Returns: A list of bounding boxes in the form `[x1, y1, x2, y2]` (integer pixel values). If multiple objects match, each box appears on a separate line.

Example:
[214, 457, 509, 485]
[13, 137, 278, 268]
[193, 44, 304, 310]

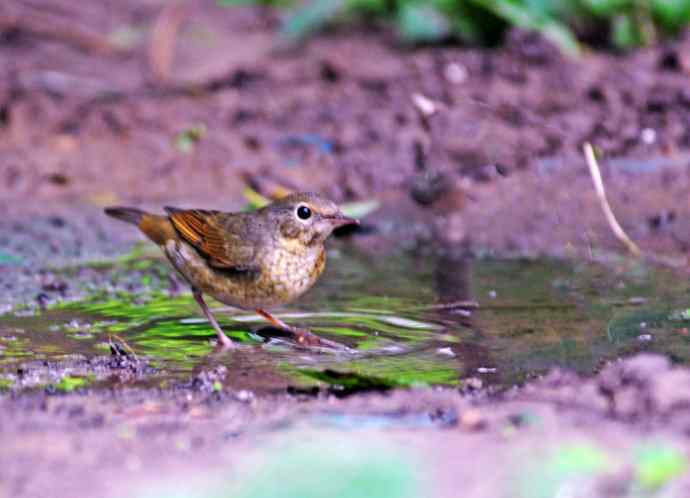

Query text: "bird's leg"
[255, 308, 294, 331]
[255, 308, 344, 349]
[193, 289, 235, 348]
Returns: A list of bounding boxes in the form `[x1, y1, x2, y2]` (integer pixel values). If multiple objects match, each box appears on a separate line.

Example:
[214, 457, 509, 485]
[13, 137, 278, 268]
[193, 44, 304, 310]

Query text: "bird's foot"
[254, 308, 351, 352]
[214, 333, 236, 349]
[288, 326, 352, 352]
[290, 327, 326, 347]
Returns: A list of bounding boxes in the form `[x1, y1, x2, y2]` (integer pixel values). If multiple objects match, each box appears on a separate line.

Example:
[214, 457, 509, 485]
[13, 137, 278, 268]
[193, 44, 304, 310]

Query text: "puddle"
[2, 250, 690, 393]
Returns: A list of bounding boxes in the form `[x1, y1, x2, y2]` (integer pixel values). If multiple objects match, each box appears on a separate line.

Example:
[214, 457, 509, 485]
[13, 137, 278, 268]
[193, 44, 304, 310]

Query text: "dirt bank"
[2, 353, 690, 498]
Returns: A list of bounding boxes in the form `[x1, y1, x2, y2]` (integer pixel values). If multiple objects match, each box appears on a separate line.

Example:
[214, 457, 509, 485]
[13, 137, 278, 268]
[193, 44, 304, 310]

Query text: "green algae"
[634, 443, 689, 490]
[51, 375, 93, 393]
[3, 250, 690, 393]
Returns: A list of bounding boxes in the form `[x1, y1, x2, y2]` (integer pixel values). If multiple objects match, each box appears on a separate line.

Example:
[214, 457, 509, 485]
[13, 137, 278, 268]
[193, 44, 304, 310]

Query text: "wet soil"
[4, 1, 690, 497]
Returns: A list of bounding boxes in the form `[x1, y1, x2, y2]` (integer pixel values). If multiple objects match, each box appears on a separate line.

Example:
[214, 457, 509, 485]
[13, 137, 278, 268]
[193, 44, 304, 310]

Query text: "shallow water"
[2, 250, 690, 393]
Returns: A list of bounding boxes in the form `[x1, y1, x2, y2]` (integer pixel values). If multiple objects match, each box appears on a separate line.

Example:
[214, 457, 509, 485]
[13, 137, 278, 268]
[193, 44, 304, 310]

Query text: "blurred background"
[2, 0, 690, 257]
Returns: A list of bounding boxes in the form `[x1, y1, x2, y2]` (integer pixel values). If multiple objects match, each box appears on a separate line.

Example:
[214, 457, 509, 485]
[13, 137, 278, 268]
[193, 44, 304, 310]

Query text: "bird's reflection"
[432, 252, 498, 384]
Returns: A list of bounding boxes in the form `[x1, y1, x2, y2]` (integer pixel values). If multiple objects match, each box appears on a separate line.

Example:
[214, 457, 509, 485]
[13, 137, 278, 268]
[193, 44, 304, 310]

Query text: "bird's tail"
[104, 206, 146, 225]
[104, 206, 175, 245]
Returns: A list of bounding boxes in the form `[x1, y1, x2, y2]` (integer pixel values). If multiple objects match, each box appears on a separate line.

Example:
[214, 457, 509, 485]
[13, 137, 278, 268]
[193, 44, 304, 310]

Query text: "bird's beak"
[325, 213, 360, 228]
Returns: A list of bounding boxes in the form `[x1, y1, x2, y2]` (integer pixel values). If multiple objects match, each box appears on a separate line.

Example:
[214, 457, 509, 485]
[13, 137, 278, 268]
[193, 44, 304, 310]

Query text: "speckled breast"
[247, 245, 326, 308]
[164, 239, 326, 310]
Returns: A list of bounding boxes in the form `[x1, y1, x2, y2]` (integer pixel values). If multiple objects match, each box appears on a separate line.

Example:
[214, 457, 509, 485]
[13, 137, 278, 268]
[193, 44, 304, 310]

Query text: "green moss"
[221, 0, 690, 51]
[520, 443, 611, 498]
[635, 444, 688, 489]
[51, 375, 93, 393]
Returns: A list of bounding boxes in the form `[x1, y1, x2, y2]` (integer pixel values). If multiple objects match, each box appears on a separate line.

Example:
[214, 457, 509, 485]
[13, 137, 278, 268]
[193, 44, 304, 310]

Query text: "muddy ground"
[3, 1, 690, 497]
[4, 355, 690, 497]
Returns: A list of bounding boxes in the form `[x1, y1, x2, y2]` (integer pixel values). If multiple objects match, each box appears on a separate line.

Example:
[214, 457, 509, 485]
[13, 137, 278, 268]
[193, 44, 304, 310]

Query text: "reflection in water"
[432, 253, 496, 383]
[2, 251, 690, 392]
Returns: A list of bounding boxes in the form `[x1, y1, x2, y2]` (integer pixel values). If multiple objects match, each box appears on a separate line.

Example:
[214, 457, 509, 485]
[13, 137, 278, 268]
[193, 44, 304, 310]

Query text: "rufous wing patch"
[166, 208, 243, 270]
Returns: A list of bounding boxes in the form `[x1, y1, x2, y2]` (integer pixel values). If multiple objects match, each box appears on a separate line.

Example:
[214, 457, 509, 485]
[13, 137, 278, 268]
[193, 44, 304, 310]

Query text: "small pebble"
[236, 390, 254, 402]
[477, 367, 497, 374]
[411, 93, 436, 117]
[459, 409, 486, 431]
[638, 334, 652, 342]
[436, 347, 455, 357]
[444, 62, 468, 84]
[640, 128, 656, 145]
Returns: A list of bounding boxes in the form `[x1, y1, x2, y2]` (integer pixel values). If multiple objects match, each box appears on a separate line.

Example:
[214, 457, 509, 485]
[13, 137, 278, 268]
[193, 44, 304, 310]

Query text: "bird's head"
[262, 192, 358, 249]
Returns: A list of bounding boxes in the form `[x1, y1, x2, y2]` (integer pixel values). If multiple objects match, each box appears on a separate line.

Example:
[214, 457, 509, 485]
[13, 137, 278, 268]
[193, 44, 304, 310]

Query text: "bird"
[104, 192, 358, 348]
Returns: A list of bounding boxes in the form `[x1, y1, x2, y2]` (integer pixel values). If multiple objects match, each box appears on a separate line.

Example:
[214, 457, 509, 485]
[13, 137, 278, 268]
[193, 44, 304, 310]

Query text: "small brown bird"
[105, 193, 358, 348]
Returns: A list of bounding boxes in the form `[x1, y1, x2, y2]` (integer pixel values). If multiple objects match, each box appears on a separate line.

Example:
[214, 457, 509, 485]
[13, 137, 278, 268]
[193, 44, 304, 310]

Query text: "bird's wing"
[165, 207, 258, 271]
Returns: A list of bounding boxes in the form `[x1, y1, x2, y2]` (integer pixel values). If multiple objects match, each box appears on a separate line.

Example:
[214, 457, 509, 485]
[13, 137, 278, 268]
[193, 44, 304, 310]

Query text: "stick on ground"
[583, 142, 641, 257]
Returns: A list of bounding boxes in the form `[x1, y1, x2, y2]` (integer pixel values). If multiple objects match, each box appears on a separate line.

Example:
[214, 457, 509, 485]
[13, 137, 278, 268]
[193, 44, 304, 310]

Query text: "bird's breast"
[255, 245, 326, 304]
[164, 239, 325, 309]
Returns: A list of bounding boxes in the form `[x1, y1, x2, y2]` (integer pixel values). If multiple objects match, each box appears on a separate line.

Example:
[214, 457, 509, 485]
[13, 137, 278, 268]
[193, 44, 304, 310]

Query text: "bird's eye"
[296, 205, 312, 220]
